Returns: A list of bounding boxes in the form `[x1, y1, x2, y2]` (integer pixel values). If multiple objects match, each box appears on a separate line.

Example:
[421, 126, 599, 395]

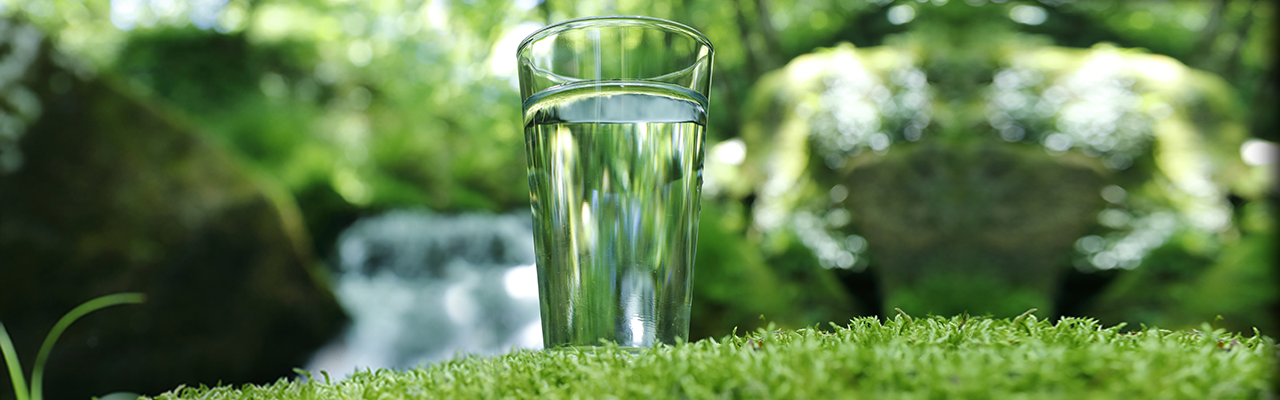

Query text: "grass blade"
[30, 293, 146, 400]
[0, 322, 31, 400]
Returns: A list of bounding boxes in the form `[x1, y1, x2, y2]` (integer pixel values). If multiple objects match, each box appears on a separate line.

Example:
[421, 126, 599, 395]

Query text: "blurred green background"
[0, 0, 1275, 398]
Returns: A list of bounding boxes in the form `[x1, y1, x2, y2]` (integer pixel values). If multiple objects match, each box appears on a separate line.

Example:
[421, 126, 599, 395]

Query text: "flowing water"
[306, 211, 542, 376]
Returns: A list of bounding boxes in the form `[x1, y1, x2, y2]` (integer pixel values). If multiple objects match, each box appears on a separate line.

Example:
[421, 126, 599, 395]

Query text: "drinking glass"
[517, 16, 713, 349]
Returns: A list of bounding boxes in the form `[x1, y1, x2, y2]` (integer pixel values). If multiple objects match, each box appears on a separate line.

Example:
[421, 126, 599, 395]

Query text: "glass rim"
[517, 15, 714, 56]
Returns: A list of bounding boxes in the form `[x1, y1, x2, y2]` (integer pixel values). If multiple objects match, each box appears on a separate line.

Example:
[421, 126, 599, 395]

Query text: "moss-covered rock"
[727, 9, 1257, 320]
[840, 144, 1106, 316]
[0, 19, 344, 399]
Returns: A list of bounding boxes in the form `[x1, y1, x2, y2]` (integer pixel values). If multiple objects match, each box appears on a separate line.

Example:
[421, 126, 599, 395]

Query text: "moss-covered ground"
[151, 313, 1276, 399]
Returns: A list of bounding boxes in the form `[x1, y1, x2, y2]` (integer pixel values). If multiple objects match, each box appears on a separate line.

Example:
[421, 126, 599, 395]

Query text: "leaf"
[30, 293, 146, 400]
[1, 322, 31, 400]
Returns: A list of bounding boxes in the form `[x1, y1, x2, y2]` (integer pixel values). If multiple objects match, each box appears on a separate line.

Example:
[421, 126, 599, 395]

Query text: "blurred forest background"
[0, 0, 1275, 398]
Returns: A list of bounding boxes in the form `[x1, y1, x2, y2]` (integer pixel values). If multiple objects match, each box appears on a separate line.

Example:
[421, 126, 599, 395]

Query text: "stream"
[305, 210, 543, 376]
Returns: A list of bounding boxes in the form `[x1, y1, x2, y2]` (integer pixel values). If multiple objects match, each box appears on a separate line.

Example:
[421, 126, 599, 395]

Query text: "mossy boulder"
[840, 144, 1106, 316]
[728, 28, 1253, 319]
[0, 19, 345, 399]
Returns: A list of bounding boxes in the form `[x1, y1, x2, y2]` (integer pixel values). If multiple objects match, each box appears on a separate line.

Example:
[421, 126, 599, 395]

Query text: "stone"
[839, 144, 1105, 316]
[729, 38, 1250, 318]
[0, 19, 344, 399]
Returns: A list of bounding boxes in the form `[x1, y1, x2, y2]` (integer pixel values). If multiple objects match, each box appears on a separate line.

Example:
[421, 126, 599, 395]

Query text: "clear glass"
[517, 16, 713, 349]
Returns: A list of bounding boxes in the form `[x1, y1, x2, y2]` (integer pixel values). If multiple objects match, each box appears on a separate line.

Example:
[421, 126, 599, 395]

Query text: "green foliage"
[691, 202, 863, 339]
[1094, 229, 1278, 335]
[1185, 231, 1278, 331]
[149, 314, 1275, 399]
[690, 203, 789, 338]
[0, 293, 145, 400]
[2, 0, 1274, 339]
[884, 273, 1051, 318]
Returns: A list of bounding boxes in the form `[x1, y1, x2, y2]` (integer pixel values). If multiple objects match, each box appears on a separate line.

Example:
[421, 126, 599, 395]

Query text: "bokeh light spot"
[1100, 185, 1126, 204]
[887, 5, 915, 25]
[348, 40, 374, 66]
[1009, 5, 1047, 26]
[490, 22, 544, 81]
[710, 139, 747, 166]
[1241, 139, 1277, 166]
[504, 264, 539, 300]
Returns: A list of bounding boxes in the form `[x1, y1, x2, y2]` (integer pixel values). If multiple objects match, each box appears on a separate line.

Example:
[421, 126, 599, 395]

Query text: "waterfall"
[306, 210, 542, 376]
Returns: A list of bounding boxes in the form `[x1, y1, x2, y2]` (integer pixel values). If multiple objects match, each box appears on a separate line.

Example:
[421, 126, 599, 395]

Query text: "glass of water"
[517, 16, 713, 349]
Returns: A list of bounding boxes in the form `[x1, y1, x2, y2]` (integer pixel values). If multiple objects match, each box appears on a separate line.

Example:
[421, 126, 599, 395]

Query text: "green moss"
[151, 314, 1275, 399]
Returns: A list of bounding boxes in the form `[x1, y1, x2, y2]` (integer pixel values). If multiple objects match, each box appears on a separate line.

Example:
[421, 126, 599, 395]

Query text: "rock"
[840, 144, 1105, 316]
[730, 38, 1250, 318]
[0, 19, 344, 399]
